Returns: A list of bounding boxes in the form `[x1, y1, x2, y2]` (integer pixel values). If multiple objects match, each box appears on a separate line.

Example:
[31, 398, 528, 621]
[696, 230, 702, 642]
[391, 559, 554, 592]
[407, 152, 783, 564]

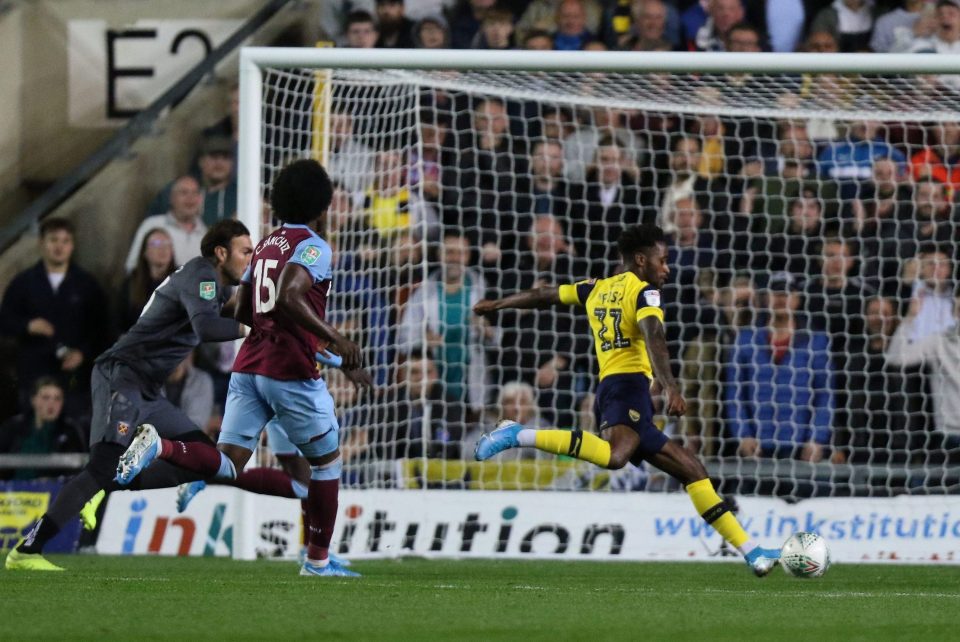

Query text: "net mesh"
[257, 65, 960, 498]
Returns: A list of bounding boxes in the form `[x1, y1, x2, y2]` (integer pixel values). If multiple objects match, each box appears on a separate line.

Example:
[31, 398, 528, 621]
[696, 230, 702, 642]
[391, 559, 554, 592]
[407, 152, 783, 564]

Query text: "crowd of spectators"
[318, 0, 960, 58]
[3, 0, 960, 495]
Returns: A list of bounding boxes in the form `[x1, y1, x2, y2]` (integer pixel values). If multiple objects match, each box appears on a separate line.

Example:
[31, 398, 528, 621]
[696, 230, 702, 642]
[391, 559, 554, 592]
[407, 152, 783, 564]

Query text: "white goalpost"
[231, 48, 960, 563]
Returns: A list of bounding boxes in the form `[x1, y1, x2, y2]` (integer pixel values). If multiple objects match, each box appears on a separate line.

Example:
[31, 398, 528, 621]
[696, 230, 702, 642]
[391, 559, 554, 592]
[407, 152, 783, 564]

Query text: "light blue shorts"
[264, 419, 300, 456]
[218, 372, 339, 459]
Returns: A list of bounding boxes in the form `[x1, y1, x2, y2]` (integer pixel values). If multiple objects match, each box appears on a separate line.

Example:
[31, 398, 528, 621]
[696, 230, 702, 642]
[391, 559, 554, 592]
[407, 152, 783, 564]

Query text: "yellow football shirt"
[558, 271, 664, 380]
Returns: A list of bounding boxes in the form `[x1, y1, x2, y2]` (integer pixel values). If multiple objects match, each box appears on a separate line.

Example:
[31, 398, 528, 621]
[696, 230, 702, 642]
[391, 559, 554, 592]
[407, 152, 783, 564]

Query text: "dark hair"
[129, 227, 177, 312]
[727, 21, 762, 40]
[270, 159, 334, 224]
[201, 219, 250, 259]
[39, 217, 75, 239]
[596, 133, 620, 149]
[346, 9, 377, 29]
[671, 133, 700, 152]
[31, 376, 63, 398]
[617, 224, 666, 260]
[523, 29, 553, 46]
[918, 241, 951, 258]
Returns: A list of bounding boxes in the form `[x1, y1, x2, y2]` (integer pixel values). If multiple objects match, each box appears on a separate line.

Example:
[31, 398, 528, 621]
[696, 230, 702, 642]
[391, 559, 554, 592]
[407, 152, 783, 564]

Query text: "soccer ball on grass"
[780, 532, 830, 578]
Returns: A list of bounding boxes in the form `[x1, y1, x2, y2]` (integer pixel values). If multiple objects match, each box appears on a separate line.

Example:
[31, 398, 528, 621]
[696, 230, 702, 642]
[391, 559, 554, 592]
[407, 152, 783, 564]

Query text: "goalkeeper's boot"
[80, 489, 106, 531]
[115, 424, 160, 486]
[5, 541, 65, 572]
[176, 480, 207, 513]
[475, 420, 524, 461]
[744, 546, 781, 577]
[300, 560, 361, 578]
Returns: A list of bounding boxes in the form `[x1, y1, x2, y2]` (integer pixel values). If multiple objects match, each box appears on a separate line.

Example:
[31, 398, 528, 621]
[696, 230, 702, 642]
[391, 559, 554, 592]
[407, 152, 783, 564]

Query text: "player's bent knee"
[217, 443, 252, 476]
[310, 455, 342, 481]
[607, 451, 630, 470]
[86, 442, 127, 486]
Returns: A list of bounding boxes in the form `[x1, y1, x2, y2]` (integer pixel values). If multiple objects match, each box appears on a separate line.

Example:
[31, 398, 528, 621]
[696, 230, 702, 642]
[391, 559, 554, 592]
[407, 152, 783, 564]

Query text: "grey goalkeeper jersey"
[98, 256, 241, 385]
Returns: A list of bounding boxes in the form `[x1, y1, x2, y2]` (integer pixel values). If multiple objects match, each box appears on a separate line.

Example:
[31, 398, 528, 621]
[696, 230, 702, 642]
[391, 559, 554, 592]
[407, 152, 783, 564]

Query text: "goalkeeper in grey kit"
[6, 220, 252, 571]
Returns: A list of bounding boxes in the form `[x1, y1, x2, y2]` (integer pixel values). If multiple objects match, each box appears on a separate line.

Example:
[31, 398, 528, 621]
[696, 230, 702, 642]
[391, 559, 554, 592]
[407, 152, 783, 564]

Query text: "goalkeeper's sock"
[527, 429, 612, 468]
[686, 478, 752, 553]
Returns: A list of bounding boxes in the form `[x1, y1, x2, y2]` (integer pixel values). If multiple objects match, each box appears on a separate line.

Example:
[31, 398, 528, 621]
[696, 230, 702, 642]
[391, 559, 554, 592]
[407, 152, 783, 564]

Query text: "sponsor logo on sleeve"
[300, 246, 321, 265]
[643, 290, 661, 308]
[199, 281, 217, 301]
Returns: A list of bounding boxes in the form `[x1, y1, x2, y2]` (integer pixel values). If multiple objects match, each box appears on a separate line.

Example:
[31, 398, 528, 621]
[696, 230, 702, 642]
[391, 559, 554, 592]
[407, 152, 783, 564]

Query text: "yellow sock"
[686, 478, 750, 549]
[533, 429, 611, 468]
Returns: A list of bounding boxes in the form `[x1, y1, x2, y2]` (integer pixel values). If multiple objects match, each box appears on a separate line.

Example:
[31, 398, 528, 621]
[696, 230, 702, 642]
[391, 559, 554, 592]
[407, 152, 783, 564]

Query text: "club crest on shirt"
[117, 421, 130, 436]
[300, 246, 321, 265]
[629, 409, 641, 422]
[199, 281, 217, 300]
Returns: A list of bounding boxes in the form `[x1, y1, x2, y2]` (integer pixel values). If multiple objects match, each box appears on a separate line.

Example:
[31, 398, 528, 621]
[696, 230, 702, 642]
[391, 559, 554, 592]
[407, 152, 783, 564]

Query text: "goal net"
[243, 50, 960, 502]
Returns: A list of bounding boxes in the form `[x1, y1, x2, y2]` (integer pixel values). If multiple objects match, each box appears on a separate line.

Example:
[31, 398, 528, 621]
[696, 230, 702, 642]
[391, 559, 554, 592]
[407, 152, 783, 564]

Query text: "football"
[780, 532, 831, 578]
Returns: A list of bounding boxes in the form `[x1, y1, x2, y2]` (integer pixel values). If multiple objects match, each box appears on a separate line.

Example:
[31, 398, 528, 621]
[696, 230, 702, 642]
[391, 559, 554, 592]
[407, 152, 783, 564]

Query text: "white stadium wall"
[99, 489, 960, 564]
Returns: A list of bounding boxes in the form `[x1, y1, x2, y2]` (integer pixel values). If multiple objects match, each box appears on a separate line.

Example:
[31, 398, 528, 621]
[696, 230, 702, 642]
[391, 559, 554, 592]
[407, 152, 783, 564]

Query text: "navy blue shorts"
[593, 373, 668, 460]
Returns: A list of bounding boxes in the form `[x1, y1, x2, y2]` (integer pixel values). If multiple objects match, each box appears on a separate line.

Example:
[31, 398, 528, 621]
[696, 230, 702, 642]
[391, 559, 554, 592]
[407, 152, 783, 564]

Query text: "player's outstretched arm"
[275, 263, 363, 370]
[473, 286, 562, 316]
[639, 316, 686, 417]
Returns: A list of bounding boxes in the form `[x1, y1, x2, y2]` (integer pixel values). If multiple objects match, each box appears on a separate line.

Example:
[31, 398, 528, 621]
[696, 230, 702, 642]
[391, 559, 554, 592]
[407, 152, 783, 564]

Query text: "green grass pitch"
[1, 555, 955, 641]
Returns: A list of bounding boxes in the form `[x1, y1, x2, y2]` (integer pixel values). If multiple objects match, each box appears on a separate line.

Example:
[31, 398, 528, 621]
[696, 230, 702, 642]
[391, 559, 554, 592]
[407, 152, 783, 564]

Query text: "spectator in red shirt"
[910, 122, 960, 189]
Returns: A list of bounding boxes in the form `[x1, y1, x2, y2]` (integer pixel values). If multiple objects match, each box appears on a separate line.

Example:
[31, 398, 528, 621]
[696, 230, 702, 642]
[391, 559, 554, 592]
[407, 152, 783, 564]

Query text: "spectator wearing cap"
[375, 0, 416, 47]
[194, 84, 238, 177]
[343, 10, 380, 48]
[147, 137, 237, 226]
[810, 0, 878, 52]
[413, 13, 451, 47]
[725, 271, 834, 463]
